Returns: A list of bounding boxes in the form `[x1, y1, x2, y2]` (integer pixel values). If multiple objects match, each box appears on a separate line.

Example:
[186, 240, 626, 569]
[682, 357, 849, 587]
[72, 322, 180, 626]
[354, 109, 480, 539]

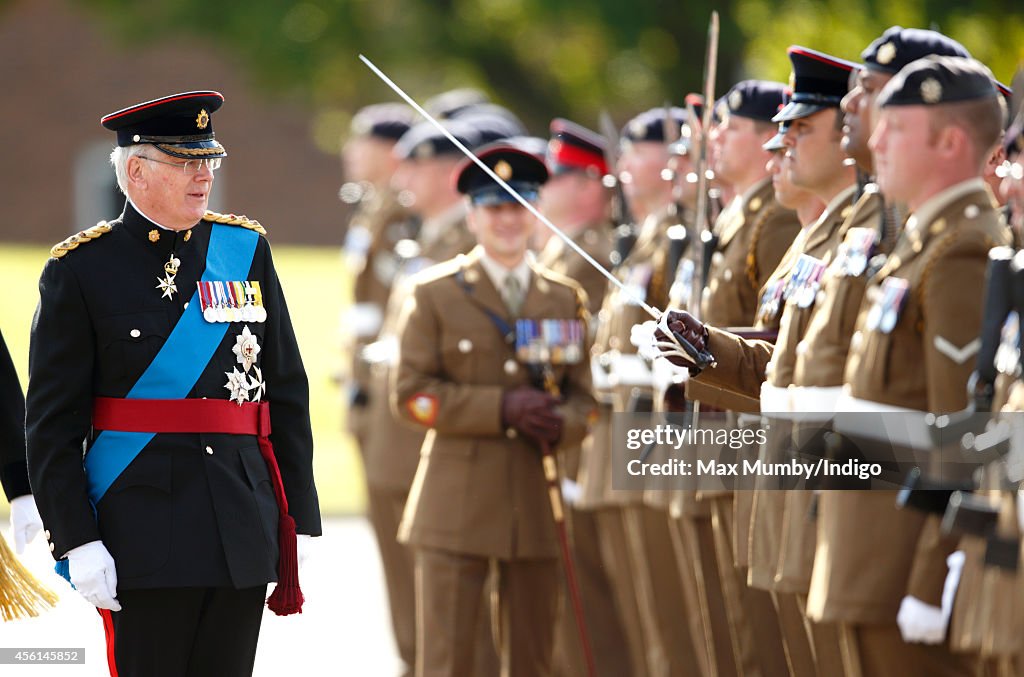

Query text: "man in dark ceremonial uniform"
[26, 91, 321, 676]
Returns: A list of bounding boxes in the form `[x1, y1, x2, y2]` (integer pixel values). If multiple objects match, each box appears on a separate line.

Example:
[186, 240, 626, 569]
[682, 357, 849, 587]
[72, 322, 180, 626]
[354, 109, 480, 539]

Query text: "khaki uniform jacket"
[807, 180, 1010, 625]
[344, 190, 415, 442]
[393, 247, 595, 559]
[362, 214, 476, 491]
[693, 186, 856, 403]
[536, 223, 615, 318]
[792, 186, 886, 391]
[576, 208, 674, 509]
[701, 177, 801, 327]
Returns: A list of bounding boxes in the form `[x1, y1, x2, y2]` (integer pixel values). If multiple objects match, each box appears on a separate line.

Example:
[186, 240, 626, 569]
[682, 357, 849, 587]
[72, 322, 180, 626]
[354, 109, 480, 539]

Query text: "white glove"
[560, 478, 583, 507]
[297, 534, 314, 571]
[896, 550, 964, 644]
[9, 495, 43, 554]
[66, 540, 121, 611]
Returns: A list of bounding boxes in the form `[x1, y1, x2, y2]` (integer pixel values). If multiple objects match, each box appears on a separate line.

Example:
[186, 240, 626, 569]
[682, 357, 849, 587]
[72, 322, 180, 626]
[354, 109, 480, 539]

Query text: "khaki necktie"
[502, 273, 523, 316]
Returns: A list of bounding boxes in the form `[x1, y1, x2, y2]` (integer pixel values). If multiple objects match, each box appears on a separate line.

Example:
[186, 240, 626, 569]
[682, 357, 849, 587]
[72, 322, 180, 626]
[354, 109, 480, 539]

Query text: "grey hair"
[109, 144, 148, 195]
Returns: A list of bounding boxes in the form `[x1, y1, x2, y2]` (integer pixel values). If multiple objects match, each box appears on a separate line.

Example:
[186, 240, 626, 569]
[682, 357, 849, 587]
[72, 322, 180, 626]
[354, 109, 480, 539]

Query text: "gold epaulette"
[204, 211, 267, 235]
[49, 221, 113, 259]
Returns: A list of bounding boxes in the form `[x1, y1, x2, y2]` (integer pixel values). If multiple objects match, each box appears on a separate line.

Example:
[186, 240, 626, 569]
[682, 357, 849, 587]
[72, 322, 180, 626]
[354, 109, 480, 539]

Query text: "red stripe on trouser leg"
[98, 608, 118, 677]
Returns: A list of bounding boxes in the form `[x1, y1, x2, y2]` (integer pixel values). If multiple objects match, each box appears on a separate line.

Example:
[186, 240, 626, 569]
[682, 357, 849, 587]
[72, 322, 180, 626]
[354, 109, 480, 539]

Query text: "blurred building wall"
[0, 0, 347, 246]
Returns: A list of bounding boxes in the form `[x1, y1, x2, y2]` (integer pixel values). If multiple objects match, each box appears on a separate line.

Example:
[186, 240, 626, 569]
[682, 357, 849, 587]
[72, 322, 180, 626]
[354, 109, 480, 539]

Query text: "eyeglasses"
[138, 155, 222, 175]
[996, 161, 1023, 181]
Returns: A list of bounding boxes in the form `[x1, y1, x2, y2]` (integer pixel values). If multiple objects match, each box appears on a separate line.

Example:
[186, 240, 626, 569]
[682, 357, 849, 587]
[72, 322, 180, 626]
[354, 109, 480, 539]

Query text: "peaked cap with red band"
[101, 90, 227, 159]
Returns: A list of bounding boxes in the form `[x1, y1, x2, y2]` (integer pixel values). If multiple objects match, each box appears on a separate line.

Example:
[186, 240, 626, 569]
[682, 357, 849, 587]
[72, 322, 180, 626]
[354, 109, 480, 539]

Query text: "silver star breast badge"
[224, 367, 251, 405]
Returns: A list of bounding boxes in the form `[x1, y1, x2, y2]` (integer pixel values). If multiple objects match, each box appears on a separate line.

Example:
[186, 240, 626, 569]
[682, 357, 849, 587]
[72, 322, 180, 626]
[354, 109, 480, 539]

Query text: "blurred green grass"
[0, 241, 364, 516]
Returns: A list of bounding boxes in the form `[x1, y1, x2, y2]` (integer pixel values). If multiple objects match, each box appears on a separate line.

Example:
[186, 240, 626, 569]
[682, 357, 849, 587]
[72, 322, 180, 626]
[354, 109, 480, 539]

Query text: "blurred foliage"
[67, 0, 1023, 153]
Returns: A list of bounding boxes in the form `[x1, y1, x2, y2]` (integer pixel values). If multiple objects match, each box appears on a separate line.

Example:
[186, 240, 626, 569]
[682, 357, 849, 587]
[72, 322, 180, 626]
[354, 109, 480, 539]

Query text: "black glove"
[501, 386, 563, 446]
[654, 310, 710, 371]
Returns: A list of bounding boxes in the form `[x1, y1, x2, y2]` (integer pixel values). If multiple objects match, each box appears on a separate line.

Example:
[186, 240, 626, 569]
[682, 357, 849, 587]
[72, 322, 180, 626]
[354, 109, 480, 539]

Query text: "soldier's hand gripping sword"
[359, 54, 715, 372]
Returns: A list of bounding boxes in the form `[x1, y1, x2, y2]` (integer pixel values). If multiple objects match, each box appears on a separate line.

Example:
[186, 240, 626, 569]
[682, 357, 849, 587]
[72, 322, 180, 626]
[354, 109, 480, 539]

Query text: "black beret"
[454, 140, 549, 206]
[101, 90, 226, 159]
[350, 103, 416, 141]
[621, 107, 688, 143]
[548, 118, 609, 176]
[724, 80, 788, 123]
[861, 26, 970, 75]
[423, 88, 490, 119]
[454, 107, 528, 146]
[773, 48, 858, 122]
[877, 55, 998, 108]
[394, 119, 480, 160]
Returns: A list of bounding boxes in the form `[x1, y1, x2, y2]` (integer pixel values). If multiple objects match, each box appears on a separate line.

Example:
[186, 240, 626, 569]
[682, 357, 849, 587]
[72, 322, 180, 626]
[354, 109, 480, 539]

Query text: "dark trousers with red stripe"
[100, 586, 266, 677]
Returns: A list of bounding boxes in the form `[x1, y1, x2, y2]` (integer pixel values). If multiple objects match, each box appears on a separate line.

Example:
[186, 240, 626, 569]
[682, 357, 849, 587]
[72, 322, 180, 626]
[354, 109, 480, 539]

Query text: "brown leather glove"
[501, 386, 563, 446]
[654, 310, 710, 372]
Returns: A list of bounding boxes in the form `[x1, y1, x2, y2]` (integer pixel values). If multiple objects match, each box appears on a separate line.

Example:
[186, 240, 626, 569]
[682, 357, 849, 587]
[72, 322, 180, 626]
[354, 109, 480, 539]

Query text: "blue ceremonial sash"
[56, 223, 257, 582]
[84, 224, 259, 504]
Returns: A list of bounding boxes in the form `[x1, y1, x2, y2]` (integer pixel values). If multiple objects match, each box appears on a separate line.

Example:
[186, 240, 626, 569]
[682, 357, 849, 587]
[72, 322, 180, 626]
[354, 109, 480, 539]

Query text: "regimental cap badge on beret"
[101, 90, 227, 160]
[723, 80, 788, 123]
[876, 42, 896, 65]
[728, 89, 743, 112]
[455, 140, 549, 206]
[877, 55, 997, 108]
[920, 78, 943, 104]
[413, 142, 434, 160]
[861, 26, 970, 74]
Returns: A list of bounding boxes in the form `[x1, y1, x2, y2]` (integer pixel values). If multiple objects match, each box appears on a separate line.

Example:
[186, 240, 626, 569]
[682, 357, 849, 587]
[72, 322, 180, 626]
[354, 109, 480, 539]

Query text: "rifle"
[688, 11, 720, 320]
[599, 110, 637, 268]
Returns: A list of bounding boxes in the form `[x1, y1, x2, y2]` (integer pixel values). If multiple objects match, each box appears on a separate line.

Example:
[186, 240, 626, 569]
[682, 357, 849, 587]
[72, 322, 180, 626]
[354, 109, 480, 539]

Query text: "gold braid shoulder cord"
[50, 222, 113, 259]
[50, 210, 266, 260]
[204, 211, 268, 235]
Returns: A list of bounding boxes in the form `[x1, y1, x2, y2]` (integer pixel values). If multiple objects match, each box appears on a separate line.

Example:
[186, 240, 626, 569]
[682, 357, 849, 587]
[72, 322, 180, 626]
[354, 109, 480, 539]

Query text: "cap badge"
[495, 160, 513, 180]
[414, 142, 434, 160]
[920, 78, 943, 104]
[728, 89, 743, 111]
[629, 119, 647, 139]
[876, 42, 896, 65]
[196, 109, 210, 130]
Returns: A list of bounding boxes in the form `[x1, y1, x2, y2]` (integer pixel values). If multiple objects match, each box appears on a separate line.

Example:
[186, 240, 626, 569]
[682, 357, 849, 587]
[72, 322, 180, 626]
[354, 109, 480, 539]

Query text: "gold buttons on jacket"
[504, 359, 518, 374]
[205, 446, 214, 455]
[505, 428, 518, 439]
[458, 339, 473, 353]
[130, 329, 141, 338]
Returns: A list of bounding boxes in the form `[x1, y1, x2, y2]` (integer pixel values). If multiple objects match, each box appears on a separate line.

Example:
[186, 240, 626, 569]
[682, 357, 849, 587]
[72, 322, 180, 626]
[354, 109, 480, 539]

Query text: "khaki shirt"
[393, 247, 595, 559]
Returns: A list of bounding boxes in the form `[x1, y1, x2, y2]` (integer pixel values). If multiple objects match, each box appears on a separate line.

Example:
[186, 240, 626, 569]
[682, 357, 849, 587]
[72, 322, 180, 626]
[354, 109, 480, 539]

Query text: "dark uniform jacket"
[0, 328, 29, 501]
[26, 202, 321, 591]
[392, 247, 595, 559]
